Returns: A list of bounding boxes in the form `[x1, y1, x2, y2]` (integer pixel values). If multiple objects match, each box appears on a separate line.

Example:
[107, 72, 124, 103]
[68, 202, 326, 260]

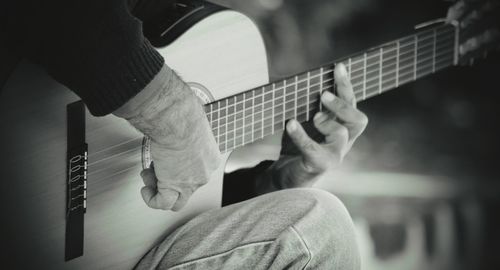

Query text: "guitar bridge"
[65, 100, 87, 261]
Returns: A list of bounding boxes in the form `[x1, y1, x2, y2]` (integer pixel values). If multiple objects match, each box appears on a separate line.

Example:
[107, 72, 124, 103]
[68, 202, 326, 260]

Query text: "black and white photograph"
[1, 0, 499, 269]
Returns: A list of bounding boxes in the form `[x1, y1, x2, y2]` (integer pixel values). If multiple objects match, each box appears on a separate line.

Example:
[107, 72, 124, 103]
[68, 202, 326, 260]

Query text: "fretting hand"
[256, 63, 368, 193]
[447, 0, 499, 63]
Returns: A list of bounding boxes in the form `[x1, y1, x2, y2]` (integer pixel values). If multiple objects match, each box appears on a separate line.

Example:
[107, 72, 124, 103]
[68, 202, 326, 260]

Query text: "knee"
[284, 188, 350, 217]
[275, 188, 355, 235]
[285, 188, 360, 269]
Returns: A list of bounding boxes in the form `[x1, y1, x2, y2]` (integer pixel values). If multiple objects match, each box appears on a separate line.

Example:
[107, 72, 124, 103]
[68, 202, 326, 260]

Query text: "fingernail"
[322, 91, 335, 102]
[335, 63, 347, 78]
[287, 120, 297, 132]
[314, 112, 328, 122]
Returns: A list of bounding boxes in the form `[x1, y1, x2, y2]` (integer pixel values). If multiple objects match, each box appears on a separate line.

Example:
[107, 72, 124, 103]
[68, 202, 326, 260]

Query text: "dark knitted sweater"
[3, 0, 173, 116]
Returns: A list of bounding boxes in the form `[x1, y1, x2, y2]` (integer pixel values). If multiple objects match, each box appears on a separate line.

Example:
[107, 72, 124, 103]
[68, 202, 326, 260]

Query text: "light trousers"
[135, 188, 360, 270]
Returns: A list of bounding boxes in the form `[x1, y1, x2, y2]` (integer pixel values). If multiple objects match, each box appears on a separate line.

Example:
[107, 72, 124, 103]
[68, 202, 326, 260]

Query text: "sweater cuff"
[78, 39, 164, 116]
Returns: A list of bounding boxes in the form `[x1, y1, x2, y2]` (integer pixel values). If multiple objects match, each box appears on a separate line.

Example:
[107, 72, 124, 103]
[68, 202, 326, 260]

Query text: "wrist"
[113, 64, 174, 119]
[114, 64, 204, 147]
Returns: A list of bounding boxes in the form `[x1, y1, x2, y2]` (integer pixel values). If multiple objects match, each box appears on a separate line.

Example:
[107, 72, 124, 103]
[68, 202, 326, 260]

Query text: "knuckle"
[301, 139, 317, 152]
[338, 100, 350, 111]
[334, 126, 349, 141]
[359, 112, 369, 126]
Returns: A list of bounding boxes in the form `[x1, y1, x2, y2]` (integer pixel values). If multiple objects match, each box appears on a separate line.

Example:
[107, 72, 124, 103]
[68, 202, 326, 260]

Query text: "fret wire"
[211, 26, 457, 150]
[251, 88, 255, 142]
[306, 73, 310, 120]
[432, 28, 437, 73]
[282, 80, 286, 130]
[213, 28, 456, 150]
[212, 77, 335, 138]
[242, 92, 246, 145]
[217, 98, 321, 145]
[355, 52, 451, 91]
[363, 52, 367, 100]
[207, 25, 455, 116]
[349, 45, 454, 88]
[210, 78, 334, 128]
[92, 26, 459, 160]
[205, 69, 333, 114]
[350, 37, 424, 74]
[260, 86, 264, 140]
[348, 30, 443, 74]
[319, 67, 324, 112]
[345, 24, 453, 74]
[308, 71, 314, 112]
[215, 87, 326, 139]
[294, 75, 298, 120]
[354, 50, 453, 91]
[396, 40, 400, 87]
[413, 35, 418, 80]
[348, 58, 352, 80]
[233, 96, 237, 149]
[217, 52, 455, 146]
[378, 47, 383, 94]
[271, 83, 275, 136]
[224, 98, 228, 152]
[223, 109, 308, 152]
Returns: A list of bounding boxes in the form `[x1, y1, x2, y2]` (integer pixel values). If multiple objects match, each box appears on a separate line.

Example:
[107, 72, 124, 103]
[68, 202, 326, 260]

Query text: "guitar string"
[204, 25, 455, 116]
[209, 45, 455, 133]
[213, 50, 455, 151]
[87, 25, 456, 168]
[347, 30, 454, 75]
[87, 48, 455, 168]
[205, 32, 455, 121]
[87, 45, 455, 168]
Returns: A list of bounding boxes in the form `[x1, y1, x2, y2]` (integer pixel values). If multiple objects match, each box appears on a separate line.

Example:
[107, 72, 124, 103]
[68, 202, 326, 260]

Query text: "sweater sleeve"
[5, 0, 164, 116]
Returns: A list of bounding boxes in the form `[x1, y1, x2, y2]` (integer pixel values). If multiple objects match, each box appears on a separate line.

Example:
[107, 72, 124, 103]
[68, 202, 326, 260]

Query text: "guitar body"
[0, 10, 268, 269]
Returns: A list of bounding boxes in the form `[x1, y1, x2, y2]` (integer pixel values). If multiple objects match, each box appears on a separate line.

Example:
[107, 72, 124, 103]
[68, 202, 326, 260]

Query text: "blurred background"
[212, 0, 500, 269]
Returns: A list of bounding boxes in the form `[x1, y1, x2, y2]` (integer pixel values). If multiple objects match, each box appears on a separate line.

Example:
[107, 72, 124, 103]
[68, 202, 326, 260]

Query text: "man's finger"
[287, 120, 330, 173]
[171, 190, 193, 211]
[313, 112, 349, 147]
[334, 63, 356, 107]
[140, 186, 178, 210]
[320, 92, 368, 140]
[140, 167, 157, 188]
[447, 0, 468, 23]
[286, 120, 322, 160]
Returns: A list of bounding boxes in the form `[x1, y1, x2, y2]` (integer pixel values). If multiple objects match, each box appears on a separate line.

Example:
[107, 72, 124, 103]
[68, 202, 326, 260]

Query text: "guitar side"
[0, 10, 268, 269]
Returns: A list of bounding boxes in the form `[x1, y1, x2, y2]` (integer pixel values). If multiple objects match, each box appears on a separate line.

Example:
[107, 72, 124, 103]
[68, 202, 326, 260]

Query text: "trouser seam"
[167, 240, 275, 269]
[291, 225, 313, 270]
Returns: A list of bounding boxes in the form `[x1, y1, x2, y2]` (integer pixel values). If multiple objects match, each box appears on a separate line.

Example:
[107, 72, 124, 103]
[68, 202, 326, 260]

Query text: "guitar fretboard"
[205, 24, 458, 153]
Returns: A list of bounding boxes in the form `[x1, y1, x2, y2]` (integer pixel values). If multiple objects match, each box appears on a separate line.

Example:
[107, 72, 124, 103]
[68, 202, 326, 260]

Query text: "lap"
[135, 188, 360, 270]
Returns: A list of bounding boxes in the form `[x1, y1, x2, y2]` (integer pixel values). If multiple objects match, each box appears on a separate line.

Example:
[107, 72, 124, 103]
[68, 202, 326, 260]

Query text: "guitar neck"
[205, 23, 459, 153]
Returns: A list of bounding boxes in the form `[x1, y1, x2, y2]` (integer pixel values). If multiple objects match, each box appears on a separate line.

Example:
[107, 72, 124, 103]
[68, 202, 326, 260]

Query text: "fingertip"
[140, 168, 157, 187]
[286, 119, 298, 133]
[140, 186, 155, 204]
[313, 112, 328, 124]
[321, 91, 335, 103]
[335, 63, 348, 79]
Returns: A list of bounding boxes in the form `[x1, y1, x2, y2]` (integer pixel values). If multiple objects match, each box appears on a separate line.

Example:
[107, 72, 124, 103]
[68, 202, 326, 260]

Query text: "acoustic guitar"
[0, 0, 497, 269]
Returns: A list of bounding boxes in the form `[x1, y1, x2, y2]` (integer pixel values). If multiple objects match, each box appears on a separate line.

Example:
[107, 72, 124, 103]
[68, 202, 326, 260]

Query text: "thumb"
[170, 189, 193, 211]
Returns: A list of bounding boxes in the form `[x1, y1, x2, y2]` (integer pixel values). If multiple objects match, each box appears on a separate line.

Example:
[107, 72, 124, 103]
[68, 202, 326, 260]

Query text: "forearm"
[114, 64, 207, 149]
